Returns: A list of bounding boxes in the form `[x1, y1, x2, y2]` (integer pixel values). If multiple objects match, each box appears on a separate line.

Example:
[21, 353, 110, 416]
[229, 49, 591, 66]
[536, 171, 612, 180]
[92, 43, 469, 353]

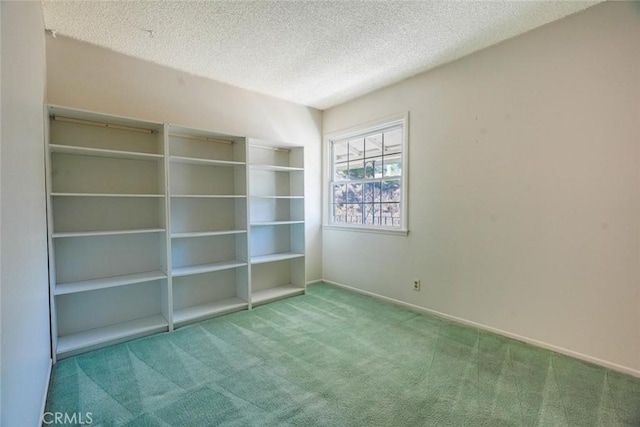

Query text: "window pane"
[332, 183, 346, 204]
[345, 203, 362, 224]
[380, 203, 401, 227]
[347, 182, 362, 203]
[365, 134, 383, 160]
[384, 128, 402, 155]
[333, 141, 349, 181]
[333, 203, 347, 224]
[364, 181, 381, 203]
[347, 159, 365, 180]
[382, 179, 401, 203]
[349, 138, 365, 161]
[383, 158, 402, 178]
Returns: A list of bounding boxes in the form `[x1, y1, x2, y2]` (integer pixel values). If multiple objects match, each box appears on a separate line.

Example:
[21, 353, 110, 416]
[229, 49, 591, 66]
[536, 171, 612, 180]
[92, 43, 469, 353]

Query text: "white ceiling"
[42, 1, 601, 110]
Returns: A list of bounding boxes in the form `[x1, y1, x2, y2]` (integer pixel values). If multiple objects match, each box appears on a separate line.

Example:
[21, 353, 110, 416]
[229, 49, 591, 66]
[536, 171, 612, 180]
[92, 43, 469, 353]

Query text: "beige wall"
[323, 2, 640, 374]
[46, 36, 323, 282]
[1, 2, 51, 424]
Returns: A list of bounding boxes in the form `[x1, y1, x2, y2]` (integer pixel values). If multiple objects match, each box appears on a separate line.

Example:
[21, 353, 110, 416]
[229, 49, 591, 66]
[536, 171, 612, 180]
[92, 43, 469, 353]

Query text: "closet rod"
[53, 116, 154, 134]
[168, 133, 234, 145]
[248, 143, 290, 152]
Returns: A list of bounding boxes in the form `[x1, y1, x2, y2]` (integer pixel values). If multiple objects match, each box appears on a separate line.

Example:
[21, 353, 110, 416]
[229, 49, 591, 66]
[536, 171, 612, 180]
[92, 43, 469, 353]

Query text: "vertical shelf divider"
[162, 123, 174, 331]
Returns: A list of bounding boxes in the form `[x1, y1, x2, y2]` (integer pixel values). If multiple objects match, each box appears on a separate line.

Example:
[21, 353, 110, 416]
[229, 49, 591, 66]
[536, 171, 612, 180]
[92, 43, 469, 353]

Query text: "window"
[326, 114, 408, 234]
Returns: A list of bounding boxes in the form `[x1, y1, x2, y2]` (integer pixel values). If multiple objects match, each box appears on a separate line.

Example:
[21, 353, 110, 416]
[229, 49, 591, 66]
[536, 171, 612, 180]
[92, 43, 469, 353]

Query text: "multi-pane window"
[328, 118, 406, 231]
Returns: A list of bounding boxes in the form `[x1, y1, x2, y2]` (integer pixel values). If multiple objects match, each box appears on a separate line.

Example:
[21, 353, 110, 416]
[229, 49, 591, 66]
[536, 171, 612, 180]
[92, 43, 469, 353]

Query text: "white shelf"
[250, 195, 304, 199]
[251, 252, 305, 264]
[55, 270, 167, 295]
[172, 260, 248, 277]
[170, 156, 245, 167]
[52, 228, 165, 238]
[170, 194, 245, 199]
[172, 230, 246, 238]
[252, 285, 304, 305]
[50, 144, 163, 161]
[250, 164, 303, 172]
[251, 221, 304, 226]
[51, 192, 165, 198]
[173, 297, 248, 325]
[56, 314, 168, 356]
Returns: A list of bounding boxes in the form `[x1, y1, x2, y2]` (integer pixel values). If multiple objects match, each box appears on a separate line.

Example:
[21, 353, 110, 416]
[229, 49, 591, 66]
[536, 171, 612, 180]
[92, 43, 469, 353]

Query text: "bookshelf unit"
[167, 126, 250, 327]
[46, 106, 170, 360]
[249, 142, 306, 305]
[45, 107, 306, 361]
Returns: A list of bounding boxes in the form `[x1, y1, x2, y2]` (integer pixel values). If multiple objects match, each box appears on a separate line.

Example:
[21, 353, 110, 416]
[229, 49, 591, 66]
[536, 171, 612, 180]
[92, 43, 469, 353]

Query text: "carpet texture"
[45, 283, 640, 426]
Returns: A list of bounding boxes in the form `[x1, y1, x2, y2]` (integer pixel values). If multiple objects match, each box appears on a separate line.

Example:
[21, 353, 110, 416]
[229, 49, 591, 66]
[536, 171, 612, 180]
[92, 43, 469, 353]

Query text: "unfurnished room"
[1, 0, 639, 426]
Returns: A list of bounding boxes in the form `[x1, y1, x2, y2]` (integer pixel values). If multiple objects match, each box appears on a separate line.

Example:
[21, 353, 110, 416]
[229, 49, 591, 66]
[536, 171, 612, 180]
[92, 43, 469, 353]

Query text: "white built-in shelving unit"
[46, 106, 305, 361]
[46, 106, 170, 360]
[248, 142, 306, 305]
[167, 126, 250, 327]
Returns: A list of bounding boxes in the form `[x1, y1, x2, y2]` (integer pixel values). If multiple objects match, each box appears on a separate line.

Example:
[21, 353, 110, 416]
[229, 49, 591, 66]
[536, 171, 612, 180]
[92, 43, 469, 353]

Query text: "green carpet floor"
[45, 283, 640, 426]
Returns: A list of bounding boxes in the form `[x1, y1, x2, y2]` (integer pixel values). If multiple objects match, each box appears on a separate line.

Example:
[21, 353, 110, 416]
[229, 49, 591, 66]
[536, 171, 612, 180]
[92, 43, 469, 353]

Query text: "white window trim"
[323, 112, 409, 236]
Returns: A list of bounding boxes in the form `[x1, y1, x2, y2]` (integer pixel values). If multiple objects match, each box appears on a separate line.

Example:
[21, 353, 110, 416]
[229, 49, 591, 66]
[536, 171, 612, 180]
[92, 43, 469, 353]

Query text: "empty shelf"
[170, 156, 245, 167]
[57, 314, 168, 356]
[252, 285, 305, 305]
[55, 271, 167, 295]
[53, 228, 165, 238]
[171, 230, 246, 239]
[173, 297, 248, 325]
[172, 260, 248, 277]
[170, 194, 246, 199]
[250, 164, 303, 172]
[250, 195, 304, 199]
[251, 253, 305, 264]
[251, 221, 304, 226]
[51, 192, 165, 198]
[50, 144, 164, 161]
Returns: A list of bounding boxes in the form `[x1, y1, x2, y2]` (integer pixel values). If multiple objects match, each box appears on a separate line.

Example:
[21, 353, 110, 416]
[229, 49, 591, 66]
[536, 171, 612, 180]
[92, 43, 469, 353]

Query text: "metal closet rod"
[248, 143, 290, 153]
[53, 116, 154, 134]
[168, 133, 234, 145]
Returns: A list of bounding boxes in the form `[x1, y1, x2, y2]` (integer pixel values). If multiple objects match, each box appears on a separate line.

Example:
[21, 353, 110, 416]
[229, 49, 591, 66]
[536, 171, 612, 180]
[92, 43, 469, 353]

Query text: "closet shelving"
[249, 142, 306, 305]
[46, 106, 306, 360]
[167, 126, 250, 327]
[46, 106, 170, 359]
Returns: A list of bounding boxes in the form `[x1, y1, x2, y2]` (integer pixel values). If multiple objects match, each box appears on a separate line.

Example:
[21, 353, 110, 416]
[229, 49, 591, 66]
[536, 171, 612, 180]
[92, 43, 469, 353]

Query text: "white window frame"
[323, 112, 409, 236]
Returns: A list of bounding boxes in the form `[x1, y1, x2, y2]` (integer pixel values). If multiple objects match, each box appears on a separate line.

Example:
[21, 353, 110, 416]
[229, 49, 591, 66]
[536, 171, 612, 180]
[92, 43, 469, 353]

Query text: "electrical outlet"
[413, 279, 421, 291]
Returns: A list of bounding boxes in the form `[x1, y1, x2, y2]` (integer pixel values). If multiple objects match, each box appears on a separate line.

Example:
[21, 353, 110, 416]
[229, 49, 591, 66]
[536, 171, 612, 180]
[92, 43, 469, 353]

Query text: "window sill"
[323, 224, 409, 236]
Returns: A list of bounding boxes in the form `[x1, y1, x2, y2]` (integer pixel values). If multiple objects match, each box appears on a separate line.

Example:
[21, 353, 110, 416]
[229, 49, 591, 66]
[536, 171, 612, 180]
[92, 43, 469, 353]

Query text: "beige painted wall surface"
[323, 2, 640, 373]
[1, 1, 51, 424]
[46, 36, 323, 281]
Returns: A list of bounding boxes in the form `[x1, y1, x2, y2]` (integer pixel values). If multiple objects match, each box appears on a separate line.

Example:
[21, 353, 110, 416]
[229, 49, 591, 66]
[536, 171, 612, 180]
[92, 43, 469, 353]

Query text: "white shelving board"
[55, 270, 167, 295]
[171, 230, 246, 239]
[52, 193, 165, 198]
[53, 228, 165, 238]
[251, 252, 305, 264]
[171, 194, 246, 199]
[251, 221, 304, 226]
[50, 144, 164, 161]
[252, 285, 305, 305]
[173, 297, 248, 325]
[250, 164, 303, 172]
[170, 156, 245, 167]
[57, 314, 169, 357]
[172, 260, 248, 277]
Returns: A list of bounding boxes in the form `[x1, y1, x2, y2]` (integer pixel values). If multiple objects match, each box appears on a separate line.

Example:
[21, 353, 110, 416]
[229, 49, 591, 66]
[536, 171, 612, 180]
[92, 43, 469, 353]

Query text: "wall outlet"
[413, 279, 421, 291]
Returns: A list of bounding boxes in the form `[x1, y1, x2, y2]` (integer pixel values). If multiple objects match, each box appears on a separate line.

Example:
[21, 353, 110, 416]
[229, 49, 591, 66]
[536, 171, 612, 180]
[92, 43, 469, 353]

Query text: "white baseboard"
[322, 279, 640, 379]
[306, 279, 323, 286]
[38, 358, 52, 426]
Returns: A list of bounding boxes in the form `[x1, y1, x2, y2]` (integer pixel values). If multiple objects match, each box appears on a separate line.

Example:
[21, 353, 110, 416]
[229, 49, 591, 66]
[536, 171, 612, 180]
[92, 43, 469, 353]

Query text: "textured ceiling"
[42, 1, 601, 110]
